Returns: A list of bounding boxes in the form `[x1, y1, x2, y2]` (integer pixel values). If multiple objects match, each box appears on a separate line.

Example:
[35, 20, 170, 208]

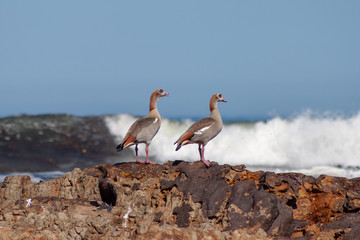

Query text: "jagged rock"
[1, 161, 360, 239]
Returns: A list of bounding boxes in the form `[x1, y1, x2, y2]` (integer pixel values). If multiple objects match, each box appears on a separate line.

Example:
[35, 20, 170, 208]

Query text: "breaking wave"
[105, 111, 360, 178]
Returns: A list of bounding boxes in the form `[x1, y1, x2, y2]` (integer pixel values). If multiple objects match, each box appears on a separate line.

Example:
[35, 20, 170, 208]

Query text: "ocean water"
[1, 111, 360, 182]
[105, 111, 360, 179]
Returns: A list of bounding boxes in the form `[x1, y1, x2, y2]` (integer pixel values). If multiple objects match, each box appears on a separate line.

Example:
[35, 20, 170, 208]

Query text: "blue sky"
[1, 1, 360, 120]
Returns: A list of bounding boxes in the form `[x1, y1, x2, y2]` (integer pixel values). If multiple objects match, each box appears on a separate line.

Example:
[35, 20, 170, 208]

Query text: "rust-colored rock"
[1, 161, 360, 239]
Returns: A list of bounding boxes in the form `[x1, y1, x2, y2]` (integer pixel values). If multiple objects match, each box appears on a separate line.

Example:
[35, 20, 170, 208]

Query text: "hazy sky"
[1, 1, 360, 120]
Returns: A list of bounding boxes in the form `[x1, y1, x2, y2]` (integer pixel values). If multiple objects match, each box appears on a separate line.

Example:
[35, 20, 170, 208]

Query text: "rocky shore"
[0, 114, 118, 172]
[1, 161, 360, 239]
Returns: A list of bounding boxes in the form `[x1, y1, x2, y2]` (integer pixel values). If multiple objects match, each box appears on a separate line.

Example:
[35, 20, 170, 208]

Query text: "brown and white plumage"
[174, 93, 227, 167]
[116, 89, 168, 164]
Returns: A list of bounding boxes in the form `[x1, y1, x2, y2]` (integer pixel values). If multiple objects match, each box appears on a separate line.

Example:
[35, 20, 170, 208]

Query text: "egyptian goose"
[174, 93, 227, 167]
[116, 89, 169, 164]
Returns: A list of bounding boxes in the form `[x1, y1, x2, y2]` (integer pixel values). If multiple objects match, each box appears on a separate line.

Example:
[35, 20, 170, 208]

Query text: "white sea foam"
[105, 111, 360, 178]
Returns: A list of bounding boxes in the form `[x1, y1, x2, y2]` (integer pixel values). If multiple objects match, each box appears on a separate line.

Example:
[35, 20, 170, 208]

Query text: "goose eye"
[159, 89, 164, 93]
[218, 94, 222, 98]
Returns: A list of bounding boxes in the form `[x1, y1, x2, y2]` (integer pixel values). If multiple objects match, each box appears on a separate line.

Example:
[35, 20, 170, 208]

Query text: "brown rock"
[0, 161, 360, 239]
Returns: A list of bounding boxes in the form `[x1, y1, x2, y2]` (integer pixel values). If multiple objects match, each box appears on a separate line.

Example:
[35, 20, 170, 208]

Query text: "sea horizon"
[1, 110, 360, 181]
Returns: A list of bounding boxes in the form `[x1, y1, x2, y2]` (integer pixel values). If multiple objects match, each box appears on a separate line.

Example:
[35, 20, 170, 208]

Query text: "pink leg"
[145, 146, 156, 164]
[200, 145, 211, 167]
[135, 145, 144, 163]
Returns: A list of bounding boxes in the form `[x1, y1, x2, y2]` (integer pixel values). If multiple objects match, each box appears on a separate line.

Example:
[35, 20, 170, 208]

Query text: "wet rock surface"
[1, 161, 360, 239]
